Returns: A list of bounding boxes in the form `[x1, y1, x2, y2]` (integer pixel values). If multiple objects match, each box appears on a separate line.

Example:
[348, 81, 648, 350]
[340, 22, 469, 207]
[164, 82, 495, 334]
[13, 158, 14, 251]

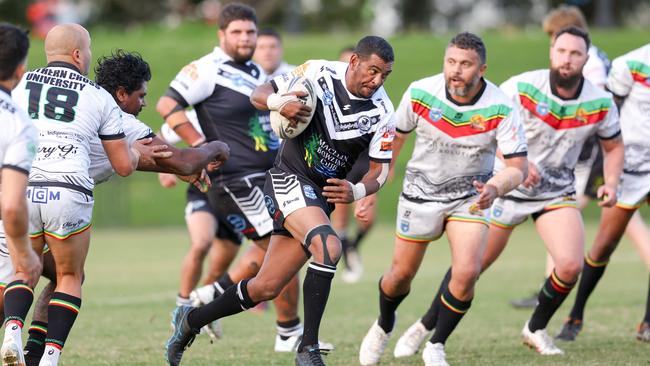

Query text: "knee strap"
[303, 224, 339, 266]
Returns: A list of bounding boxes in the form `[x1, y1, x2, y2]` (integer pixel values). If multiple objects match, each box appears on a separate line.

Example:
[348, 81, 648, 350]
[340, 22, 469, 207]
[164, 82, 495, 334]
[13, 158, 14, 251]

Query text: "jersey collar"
[46, 61, 82, 74]
[0, 85, 10, 96]
[445, 77, 487, 106]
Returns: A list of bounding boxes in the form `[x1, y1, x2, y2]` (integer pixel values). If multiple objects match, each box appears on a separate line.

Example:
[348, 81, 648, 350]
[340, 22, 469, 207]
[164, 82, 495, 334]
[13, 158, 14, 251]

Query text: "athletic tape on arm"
[486, 166, 524, 196]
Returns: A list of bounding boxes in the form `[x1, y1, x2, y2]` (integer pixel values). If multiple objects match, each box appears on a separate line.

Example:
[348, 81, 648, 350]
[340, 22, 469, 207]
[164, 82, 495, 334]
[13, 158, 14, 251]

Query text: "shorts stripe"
[29, 231, 44, 239]
[616, 201, 643, 210]
[396, 232, 433, 243]
[43, 223, 92, 240]
[447, 216, 489, 226]
[544, 202, 578, 211]
[489, 219, 516, 229]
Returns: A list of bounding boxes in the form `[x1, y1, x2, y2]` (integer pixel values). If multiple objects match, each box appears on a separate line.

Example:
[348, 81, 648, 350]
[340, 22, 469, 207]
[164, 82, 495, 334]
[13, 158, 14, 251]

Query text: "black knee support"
[303, 224, 339, 266]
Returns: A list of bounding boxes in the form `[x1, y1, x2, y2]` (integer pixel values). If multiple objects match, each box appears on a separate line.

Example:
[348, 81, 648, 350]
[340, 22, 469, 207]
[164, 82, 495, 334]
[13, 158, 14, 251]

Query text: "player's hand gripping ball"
[270, 76, 316, 139]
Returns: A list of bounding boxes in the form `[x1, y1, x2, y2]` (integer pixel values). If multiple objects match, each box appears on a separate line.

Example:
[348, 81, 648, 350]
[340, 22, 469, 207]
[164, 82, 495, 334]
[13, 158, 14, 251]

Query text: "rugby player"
[557, 43, 650, 343]
[359, 32, 528, 366]
[254, 28, 295, 78]
[165, 35, 396, 366]
[0, 23, 41, 365]
[511, 5, 650, 309]
[330, 45, 378, 283]
[394, 27, 624, 358]
[9, 49, 229, 365]
[3, 23, 138, 366]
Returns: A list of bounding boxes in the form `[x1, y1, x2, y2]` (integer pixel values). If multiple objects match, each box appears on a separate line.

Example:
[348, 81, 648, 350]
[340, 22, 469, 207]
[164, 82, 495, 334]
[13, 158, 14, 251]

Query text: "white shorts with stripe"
[28, 185, 93, 240]
[489, 195, 578, 229]
[616, 171, 650, 210]
[395, 194, 489, 243]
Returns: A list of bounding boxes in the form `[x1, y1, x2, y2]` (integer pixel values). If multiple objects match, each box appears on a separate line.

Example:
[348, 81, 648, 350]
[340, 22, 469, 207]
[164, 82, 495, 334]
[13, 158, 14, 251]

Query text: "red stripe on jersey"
[519, 94, 609, 130]
[412, 102, 503, 138]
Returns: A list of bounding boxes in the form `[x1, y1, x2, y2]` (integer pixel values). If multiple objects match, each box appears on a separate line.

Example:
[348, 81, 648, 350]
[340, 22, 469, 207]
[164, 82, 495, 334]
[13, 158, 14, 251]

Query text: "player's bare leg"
[521, 208, 583, 355]
[201, 238, 239, 284]
[178, 211, 218, 303]
[558, 206, 635, 341]
[626, 211, 650, 269]
[167, 207, 340, 364]
[38, 229, 90, 365]
[331, 203, 352, 270]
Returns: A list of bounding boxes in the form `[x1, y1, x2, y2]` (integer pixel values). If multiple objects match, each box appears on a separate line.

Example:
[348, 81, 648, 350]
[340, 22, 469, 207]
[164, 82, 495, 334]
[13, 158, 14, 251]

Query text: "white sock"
[176, 295, 191, 307]
[3, 321, 23, 345]
[39, 344, 61, 365]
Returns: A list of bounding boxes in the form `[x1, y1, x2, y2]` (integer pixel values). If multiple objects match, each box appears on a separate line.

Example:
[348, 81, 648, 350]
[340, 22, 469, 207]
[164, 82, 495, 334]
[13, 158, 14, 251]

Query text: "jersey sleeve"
[395, 85, 417, 133]
[122, 114, 154, 146]
[607, 57, 634, 97]
[2, 114, 38, 174]
[169, 59, 216, 106]
[98, 96, 126, 140]
[368, 109, 396, 163]
[499, 76, 521, 106]
[495, 104, 528, 158]
[596, 102, 621, 139]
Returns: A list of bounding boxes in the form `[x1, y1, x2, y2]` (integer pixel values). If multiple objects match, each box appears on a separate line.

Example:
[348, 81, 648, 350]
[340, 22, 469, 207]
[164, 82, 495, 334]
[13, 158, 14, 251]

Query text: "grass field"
[21, 24, 650, 227]
[37, 220, 650, 365]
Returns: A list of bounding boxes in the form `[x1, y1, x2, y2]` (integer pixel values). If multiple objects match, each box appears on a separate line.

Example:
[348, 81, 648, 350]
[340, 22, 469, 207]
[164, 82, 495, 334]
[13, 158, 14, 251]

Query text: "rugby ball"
[270, 76, 316, 139]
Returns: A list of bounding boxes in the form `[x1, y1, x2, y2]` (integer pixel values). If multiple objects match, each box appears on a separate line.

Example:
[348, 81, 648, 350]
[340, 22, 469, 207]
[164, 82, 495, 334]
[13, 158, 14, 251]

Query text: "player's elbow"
[113, 161, 135, 177]
[1, 200, 27, 233]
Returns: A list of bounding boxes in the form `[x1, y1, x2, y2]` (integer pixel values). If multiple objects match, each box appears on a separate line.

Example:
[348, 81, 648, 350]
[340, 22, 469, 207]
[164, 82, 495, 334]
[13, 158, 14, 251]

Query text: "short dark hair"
[448, 32, 487, 65]
[258, 28, 281, 42]
[0, 23, 29, 81]
[354, 36, 394, 63]
[95, 49, 151, 98]
[553, 26, 591, 50]
[218, 3, 257, 30]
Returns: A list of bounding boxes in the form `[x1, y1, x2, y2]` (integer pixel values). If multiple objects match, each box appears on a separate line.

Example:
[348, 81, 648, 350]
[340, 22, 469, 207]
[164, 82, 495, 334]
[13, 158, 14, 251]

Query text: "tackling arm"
[135, 136, 229, 176]
[156, 95, 204, 147]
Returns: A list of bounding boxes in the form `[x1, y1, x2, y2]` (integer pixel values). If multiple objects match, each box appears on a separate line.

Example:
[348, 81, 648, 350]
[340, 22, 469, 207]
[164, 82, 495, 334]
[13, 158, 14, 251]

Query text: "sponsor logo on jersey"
[536, 102, 549, 116]
[231, 74, 243, 86]
[323, 90, 334, 106]
[264, 195, 276, 215]
[249, 114, 279, 152]
[429, 107, 443, 121]
[303, 133, 347, 177]
[400, 220, 410, 232]
[470, 114, 486, 131]
[303, 185, 317, 199]
[492, 205, 503, 217]
[576, 108, 588, 124]
[226, 214, 247, 232]
[292, 62, 310, 77]
[26, 187, 61, 204]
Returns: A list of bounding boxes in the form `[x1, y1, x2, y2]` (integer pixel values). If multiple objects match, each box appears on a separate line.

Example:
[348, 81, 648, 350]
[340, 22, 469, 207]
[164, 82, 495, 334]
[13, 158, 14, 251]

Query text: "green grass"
[21, 25, 650, 226]
[34, 221, 650, 365]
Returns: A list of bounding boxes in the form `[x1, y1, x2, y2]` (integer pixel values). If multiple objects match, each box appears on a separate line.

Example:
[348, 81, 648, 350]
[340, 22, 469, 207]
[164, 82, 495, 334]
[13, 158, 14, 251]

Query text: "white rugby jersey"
[90, 113, 153, 184]
[583, 45, 611, 89]
[12, 62, 125, 193]
[267, 62, 295, 79]
[0, 86, 38, 176]
[270, 60, 395, 187]
[396, 74, 527, 202]
[501, 69, 620, 200]
[607, 43, 650, 176]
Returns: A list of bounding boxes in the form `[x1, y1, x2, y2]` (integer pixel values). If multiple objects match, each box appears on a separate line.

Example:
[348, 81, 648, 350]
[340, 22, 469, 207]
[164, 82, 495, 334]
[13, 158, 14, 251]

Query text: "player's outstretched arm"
[1, 169, 42, 288]
[135, 136, 229, 176]
[323, 161, 390, 204]
[102, 138, 137, 177]
[156, 96, 204, 147]
[598, 135, 624, 207]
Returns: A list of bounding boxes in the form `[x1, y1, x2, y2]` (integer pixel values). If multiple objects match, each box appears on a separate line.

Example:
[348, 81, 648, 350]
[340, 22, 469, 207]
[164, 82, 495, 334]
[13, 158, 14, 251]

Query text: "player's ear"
[349, 53, 359, 69]
[115, 86, 129, 104]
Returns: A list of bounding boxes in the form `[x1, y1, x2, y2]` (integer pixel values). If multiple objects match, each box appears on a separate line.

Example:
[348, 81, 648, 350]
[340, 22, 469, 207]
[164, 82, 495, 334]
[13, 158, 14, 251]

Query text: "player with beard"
[556, 43, 650, 343]
[165, 35, 396, 366]
[359, 32, 528, 366]
[392, 27, 623, 358]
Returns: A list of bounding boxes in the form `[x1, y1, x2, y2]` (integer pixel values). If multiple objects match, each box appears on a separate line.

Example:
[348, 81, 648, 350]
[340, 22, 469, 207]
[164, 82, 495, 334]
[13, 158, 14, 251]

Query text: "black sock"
[24, 321, 47, 365]
[277, 317, 301, 339]
[529, 270, 576, 332]
[421, 267, 452, 331]
[643, 272, 650, 323]
[568, 256, 607, 321]
[429, 288, 472, 344]
[298, 263, 336, 350]
[350, 228, 369, 250]
[3, 281, 34, 328]
[215, 273, 235, 296]
[377, 277, 409, 334]
[188, 279, 257, 329]
[45, 292, 81, 350]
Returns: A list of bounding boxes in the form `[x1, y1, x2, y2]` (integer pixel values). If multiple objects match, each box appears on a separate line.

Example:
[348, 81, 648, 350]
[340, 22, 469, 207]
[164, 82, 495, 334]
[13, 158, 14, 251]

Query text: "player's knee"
[389, 265, 417, 287]
[187, 243, 210, 258]
[304, 224, 341, 266]
[452, 266, 481, 287]
[556, 259, 583, 280]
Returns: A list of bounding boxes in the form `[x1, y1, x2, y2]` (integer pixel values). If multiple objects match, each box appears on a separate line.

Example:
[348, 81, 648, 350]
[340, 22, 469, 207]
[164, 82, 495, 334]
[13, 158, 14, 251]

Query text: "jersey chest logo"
[317, 77, 380, 134]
